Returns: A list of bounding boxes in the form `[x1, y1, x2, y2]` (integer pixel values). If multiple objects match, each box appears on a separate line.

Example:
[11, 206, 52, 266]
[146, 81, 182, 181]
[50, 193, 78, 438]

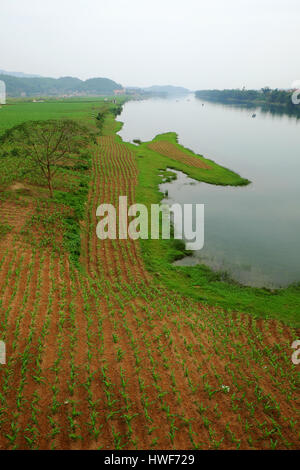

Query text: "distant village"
[29, 87, 147, 101]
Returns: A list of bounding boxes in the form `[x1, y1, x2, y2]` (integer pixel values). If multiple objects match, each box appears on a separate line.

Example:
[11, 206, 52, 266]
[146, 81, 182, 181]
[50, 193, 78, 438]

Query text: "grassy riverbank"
[121, 128, 300, 327]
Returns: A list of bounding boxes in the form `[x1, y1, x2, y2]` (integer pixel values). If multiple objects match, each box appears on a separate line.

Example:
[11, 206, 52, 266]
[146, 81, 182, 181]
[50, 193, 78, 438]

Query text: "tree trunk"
[47, 164, 53, 198]
[47, 174, 53, 198]
[48, 178, 53, 198]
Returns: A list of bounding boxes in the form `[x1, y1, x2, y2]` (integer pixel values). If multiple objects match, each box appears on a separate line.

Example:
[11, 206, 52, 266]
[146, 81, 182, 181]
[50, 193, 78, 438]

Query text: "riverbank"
[118, 125, 300, 327]
[195, 89, 300, 118]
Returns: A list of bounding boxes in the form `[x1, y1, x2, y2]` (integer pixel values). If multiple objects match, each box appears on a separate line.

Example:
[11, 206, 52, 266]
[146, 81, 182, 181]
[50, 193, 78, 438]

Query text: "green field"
[0, 97, 126, 134]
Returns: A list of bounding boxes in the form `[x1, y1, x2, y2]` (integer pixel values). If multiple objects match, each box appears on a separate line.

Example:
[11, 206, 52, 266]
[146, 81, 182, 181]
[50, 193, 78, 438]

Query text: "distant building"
[114, 89, 125, 95]
[125, 87, 141, 96]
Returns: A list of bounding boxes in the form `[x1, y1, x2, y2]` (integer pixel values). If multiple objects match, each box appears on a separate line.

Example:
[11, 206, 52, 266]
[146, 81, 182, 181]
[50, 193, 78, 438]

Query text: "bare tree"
[1, 119, 93, 197]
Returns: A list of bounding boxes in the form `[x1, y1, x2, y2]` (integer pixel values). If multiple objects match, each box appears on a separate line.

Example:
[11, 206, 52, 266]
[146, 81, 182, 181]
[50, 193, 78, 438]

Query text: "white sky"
[1, 0, 299, 89]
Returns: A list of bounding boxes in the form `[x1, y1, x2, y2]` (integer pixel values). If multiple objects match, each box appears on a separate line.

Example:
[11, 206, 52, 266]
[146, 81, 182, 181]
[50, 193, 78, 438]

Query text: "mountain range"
[0, 69, 41, 78]
[0, 72, 123, 97]
[0, 69, 190, 97]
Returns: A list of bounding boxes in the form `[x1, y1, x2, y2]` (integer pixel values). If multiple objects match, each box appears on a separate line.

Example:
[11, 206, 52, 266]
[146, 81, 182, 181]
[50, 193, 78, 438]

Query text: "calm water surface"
[118, 95, 300, 288]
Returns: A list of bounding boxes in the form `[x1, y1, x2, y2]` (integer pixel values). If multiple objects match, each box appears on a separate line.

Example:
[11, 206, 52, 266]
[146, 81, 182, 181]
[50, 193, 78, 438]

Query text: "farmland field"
[148, 139, 212, 169]
[0, 99, 299, 450]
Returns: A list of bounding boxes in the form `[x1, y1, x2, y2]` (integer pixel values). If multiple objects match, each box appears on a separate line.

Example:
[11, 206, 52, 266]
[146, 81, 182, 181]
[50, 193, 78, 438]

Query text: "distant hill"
[0, 69, 41, 78]
[142, 85, 190, 95]
[0, 74, 123, 97]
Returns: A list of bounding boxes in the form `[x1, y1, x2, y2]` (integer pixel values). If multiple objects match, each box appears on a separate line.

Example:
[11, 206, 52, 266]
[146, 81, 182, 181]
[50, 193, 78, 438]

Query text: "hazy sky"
[1, 0, 299, 89]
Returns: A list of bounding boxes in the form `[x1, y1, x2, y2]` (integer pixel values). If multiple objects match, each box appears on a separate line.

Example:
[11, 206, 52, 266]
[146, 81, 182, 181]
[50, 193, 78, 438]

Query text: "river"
[118, 94, 300, 288]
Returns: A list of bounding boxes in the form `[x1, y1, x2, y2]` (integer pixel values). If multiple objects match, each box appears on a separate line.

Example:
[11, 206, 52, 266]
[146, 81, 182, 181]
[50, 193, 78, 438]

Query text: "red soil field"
[148, 141, 211, 169]
[0, 135, 298, 450]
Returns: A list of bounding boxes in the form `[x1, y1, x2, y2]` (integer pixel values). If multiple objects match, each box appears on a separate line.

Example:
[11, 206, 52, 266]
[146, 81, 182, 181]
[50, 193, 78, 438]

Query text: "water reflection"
[160, 169, 300, 288]
[196, 98, 300, 122]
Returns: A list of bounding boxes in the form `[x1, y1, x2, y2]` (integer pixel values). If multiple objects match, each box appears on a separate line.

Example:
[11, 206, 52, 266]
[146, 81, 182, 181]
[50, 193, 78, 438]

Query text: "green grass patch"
[0, 96, 128, 135]
[54, 175, 90, 264]
[143, 132, 250, 186]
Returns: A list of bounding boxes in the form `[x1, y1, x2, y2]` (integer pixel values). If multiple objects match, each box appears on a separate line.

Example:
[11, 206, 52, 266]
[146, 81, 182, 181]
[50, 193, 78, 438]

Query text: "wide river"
[118, 95, 300, 288]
